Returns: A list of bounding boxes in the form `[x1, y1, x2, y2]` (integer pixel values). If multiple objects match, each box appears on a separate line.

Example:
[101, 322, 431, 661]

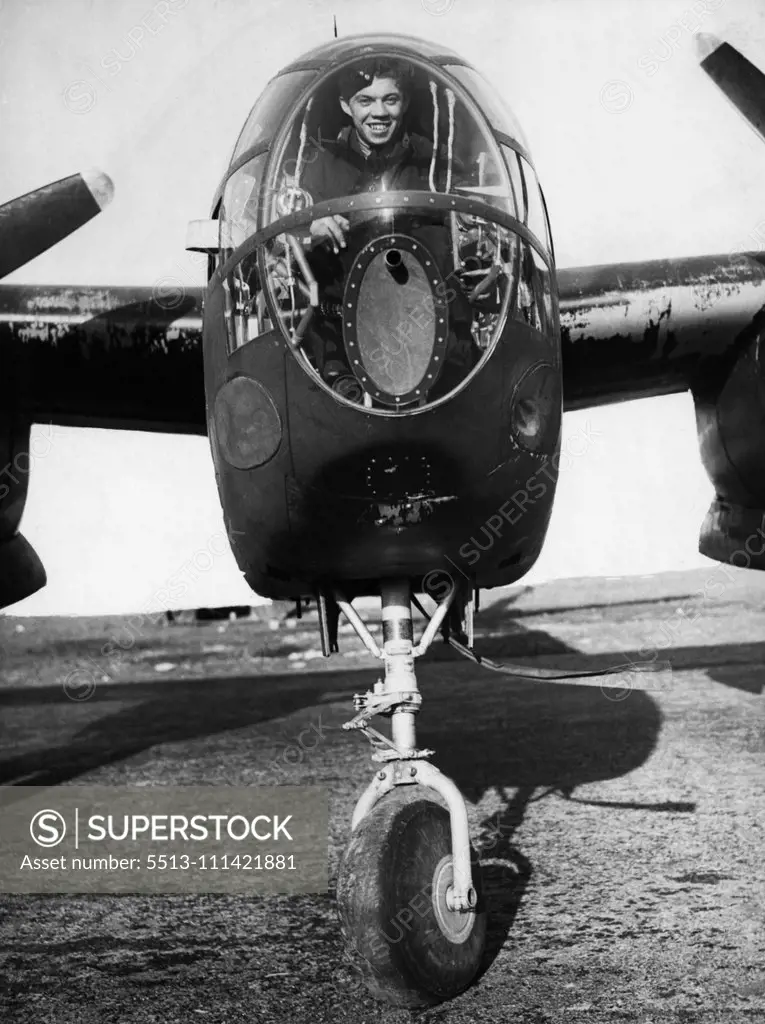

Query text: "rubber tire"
[336, 786, 486, 1008]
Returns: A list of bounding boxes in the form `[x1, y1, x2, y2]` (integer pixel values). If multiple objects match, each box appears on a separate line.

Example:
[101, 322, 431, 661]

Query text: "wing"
[559, 249, 765, 570]
[0, 168, 204, 433]
[558, 35, 765, 575]
[0, 282, 204, 609]
[559, 251, 765, 411]
[0, 283, 205, 433]
[562, 32, 765, 411]
[0, 171, 204, 608]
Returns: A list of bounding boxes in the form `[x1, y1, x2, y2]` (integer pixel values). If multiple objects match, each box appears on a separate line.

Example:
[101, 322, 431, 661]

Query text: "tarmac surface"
[0, 567, 763, 1023]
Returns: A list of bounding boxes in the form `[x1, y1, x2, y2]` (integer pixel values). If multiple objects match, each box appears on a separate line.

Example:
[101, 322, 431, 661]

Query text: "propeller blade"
[696, 33, 765, 143]
[0, 533, 46, 609]
[0, 169, 114, 280]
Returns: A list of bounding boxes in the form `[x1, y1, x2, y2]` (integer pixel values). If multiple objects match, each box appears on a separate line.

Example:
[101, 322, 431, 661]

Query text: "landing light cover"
[214, 376, 283, 469]
[510, 362, 560, 452]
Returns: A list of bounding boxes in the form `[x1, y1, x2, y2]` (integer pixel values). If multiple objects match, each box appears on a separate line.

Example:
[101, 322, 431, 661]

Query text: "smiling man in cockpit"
[300, 58, 445, 252]
[285, 57, 475, 398]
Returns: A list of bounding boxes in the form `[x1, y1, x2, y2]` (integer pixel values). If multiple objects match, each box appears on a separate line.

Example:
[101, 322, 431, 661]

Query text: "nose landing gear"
[335, 580, 486, 1008]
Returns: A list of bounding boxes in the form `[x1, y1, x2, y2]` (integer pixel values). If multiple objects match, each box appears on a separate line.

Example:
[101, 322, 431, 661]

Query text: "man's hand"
[309, 215, 349, 252]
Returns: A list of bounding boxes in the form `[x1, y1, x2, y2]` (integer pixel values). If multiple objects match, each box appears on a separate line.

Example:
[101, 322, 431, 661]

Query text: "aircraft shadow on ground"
[415, 652, 671, 977]
[415, 593, 764, 973]
[471, 593, 765, 695]
[3, 601, 760, 980]
[0, 673, 362, 789]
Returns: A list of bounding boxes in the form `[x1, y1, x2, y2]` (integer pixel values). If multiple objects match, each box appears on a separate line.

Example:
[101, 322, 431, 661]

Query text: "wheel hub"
[431, 855, 476, 944]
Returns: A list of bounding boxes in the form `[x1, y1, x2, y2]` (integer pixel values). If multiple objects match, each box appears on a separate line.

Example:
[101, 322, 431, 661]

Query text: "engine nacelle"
[0, 417, 46, 609]
[693, 328, 765, 570]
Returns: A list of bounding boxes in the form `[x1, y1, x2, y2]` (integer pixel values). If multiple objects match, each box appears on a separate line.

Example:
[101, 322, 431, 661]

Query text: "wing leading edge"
[6, 252, 765, 431]
[559, 251, 765, 410]
[0, 283, 205, 434]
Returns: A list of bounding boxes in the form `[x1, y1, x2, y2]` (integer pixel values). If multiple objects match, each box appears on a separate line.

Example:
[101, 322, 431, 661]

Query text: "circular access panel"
[214, 376, 282, 469]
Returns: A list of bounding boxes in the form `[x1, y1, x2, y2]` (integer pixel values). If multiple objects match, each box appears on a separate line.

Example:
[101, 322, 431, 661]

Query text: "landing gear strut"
[335, 579, 486, 1008]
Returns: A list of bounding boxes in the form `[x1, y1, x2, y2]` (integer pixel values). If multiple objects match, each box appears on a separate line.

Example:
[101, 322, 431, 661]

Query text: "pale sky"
[3, 0, 765, 615]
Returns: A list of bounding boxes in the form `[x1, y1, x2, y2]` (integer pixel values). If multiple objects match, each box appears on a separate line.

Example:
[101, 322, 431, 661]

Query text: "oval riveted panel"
[214, 376, 282, 469]
[343, 234, 449, 407]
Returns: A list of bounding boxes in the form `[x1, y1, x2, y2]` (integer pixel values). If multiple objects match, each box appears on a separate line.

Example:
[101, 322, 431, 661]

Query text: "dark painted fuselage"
[204, 291, 560, 599]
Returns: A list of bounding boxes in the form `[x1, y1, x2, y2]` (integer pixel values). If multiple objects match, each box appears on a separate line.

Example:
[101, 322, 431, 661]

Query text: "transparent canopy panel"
[443, 64, 531, 156]
[231, 71, 319, 164]
[219, 152, 267, 251]
[224, 204, 522, 411]
[219, 53, 553, 413]
[262, 58, 519, 222]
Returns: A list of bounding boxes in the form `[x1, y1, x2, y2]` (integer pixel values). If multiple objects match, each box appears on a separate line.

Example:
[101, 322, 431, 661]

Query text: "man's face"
[340, 76, 408, 148]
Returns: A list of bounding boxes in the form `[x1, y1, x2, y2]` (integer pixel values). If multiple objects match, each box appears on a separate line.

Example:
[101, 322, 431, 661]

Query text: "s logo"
[30, 809, 67, 848]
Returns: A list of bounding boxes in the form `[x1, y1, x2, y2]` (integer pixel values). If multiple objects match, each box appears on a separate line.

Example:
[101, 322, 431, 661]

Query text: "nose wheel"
[332, 579, 487, 1006]
[337, 787, 486, 1008]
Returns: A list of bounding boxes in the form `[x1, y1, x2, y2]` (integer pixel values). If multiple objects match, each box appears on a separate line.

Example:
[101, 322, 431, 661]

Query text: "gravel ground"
[0, 568, 763, 1023]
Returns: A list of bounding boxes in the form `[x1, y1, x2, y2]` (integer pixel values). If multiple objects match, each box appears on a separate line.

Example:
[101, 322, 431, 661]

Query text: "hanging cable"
[428, 79, 439, 192]
[292, 96, 314, 195]
[446, 635, 670, 686]
[411, 593, 668, 686]
[283, 96, 314, 339]
[445, 88, 455, 194]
